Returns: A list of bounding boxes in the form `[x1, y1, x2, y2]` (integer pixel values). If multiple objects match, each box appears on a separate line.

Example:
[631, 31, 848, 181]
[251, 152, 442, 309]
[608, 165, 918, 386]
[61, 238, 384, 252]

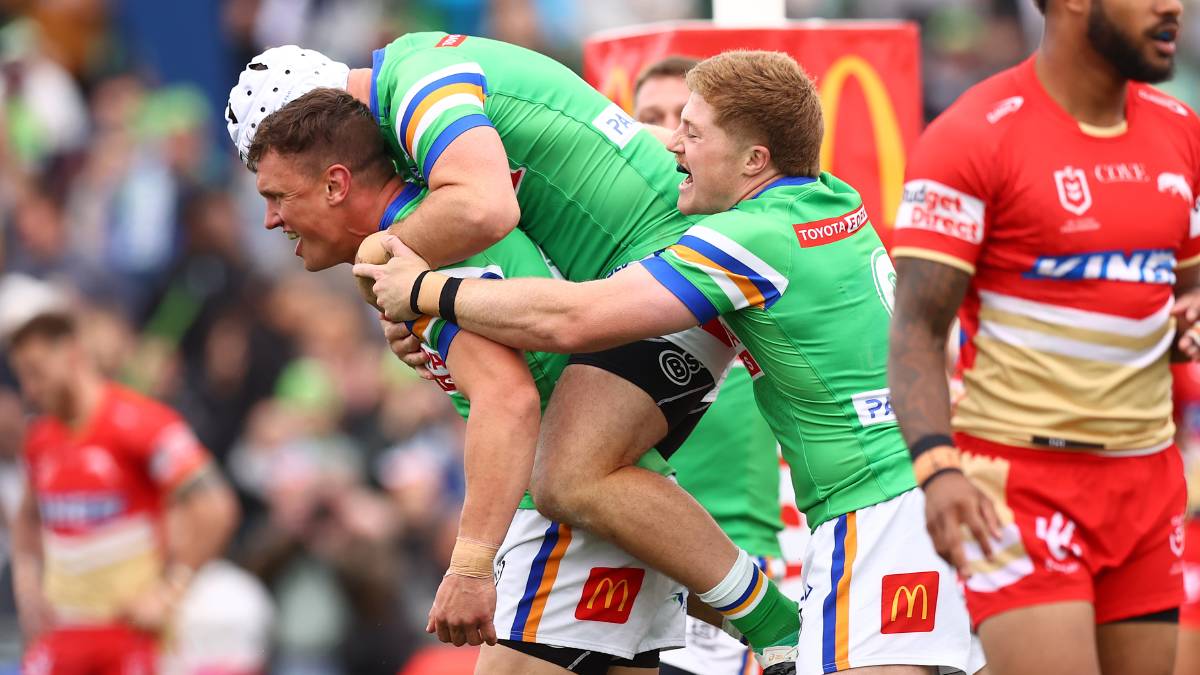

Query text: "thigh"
[1175, 624, 1200, 675]
[476, 643, 577, 675]
[1097, 618, 1176, 675]
[536, 363, 669, 481]
[797, 490, 973, 675]
[977, 601, 1100, 675]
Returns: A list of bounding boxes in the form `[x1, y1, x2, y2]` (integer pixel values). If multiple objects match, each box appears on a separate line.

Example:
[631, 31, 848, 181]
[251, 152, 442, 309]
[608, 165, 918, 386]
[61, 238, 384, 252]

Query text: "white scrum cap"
[0, 274, 71, 345]
[226, 45, 350, 164]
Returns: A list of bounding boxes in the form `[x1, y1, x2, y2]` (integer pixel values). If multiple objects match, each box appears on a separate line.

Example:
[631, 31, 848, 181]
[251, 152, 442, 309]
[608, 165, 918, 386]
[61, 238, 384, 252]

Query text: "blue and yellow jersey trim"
[381, 62, 491, 180]
[510, 521, 572, 642]
[822, 512, 858, 673]
[642, 224, 788, 323]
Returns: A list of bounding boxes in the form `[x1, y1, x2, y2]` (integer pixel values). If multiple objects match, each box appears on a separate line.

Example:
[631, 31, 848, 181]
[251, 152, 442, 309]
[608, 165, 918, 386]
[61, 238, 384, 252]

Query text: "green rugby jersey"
[368, 32, 694, 280]
[642, 173, 914, 528]
[385, 185, 672, 510]
[670, 365, 783, 558]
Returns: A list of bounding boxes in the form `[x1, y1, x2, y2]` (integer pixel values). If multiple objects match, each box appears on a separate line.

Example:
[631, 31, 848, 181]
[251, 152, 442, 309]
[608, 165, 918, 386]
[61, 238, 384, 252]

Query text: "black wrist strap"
[909, 433, 954, 459]
[920, 467, 964, 490]
[440, 276, 463, 324]
[410, 270, 431, 316]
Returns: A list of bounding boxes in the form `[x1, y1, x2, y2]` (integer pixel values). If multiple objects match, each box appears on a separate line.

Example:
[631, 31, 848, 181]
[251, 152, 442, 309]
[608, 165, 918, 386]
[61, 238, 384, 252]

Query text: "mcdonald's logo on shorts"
[881, 571, 939, 634]
[575, 567, 645, 624]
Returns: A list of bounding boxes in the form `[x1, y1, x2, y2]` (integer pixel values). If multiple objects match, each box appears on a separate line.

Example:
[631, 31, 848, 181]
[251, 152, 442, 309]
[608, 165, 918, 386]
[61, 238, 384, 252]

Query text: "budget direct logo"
[1025, 249, 1176, 285]
[894, 180, 984, 245]
[576, 567, 645, 624]
[881, 572, 939, 634]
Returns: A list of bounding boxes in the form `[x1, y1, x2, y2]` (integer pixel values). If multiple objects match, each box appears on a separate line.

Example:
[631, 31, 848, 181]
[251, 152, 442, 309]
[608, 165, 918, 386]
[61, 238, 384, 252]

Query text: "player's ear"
[745, 144, 772, 177]
[325, 164, 352, 206]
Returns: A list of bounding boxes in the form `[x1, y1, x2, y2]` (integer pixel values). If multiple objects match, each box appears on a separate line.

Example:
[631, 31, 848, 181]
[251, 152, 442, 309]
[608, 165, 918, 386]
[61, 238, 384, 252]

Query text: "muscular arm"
[1173, 262, 1200, 361]
[10, 480, 49, 635]
[165, 468, 239, 575]
[888, 257, 972, 447]
[389, 127, 520, 268]
[436, 265, 700, 354]
[443, 331, 542, 546]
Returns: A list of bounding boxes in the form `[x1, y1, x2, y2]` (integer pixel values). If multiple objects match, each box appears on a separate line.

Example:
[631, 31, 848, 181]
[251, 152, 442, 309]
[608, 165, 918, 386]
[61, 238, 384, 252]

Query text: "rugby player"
[247, 88, 690, 674]
[227, 35, 802, 668]
[356, 50, 983, 675]
[1, 276, 239, 674]
[632, 55, 788, 675]
[888, 1, 1195, 674]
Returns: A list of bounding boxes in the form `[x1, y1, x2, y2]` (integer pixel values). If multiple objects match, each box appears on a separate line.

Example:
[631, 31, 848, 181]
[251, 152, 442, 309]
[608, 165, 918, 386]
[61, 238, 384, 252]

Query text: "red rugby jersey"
[24, 383, 210, 624]
[893, 56, 1200, 453]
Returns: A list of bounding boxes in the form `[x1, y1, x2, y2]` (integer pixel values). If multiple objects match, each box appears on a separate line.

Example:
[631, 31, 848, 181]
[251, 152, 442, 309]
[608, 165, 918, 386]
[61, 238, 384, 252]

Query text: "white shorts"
[494, 509, 687, 659]
[659, 615, 757, 675]
[798, 488, 983, 674]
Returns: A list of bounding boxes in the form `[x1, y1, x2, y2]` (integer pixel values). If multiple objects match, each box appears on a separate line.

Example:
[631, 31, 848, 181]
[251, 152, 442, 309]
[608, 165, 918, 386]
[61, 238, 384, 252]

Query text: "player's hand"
[427, 573, 498, 647]
[1173, 289, 1200, 360]
[352, 235, 431, 323]
[923, 470, 1001, 579]
[379, 316, 434, 381]
[121, 579, 185, 634]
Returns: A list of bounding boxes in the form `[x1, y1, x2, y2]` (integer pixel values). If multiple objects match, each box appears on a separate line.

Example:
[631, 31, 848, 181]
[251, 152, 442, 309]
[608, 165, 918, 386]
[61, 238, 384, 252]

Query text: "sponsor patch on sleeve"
[851, 388, 896, 427]
[793, 204, 870, 247]
[894, 179, 985, 245]
[592, 103, 641, 150]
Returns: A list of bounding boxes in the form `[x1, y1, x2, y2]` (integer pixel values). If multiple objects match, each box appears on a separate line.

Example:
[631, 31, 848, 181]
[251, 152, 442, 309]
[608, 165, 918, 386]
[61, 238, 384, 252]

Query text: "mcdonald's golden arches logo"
[881, 571, 939, 633]
[576, 567, 645, 624]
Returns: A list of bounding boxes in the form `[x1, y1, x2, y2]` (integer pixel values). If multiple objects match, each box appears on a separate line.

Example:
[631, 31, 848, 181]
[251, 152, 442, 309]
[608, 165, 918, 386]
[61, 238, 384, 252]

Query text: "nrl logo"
[1053, 166, 1093, 216]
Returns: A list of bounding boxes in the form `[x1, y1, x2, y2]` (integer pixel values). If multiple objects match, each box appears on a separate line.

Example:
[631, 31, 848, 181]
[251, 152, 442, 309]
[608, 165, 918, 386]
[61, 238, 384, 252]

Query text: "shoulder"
[23, 417, 56, 458]
[920, 64, 1029, 148]
[1131, 83, 1200, 134]
[108, 386, 180, 437]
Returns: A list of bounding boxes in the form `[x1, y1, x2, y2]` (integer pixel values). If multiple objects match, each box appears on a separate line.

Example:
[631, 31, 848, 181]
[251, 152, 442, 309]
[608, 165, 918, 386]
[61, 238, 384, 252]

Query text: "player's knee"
[529, 469, 595, 526]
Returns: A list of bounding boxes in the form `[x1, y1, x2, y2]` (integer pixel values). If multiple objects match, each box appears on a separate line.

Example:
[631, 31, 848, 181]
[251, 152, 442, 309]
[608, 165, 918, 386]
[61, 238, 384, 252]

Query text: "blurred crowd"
[1, 0, 1199, 673]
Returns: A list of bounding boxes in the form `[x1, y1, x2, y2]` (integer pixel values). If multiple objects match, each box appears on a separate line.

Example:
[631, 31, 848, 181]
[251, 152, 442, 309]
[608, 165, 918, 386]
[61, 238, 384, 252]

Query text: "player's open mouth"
[677, 163, 693, 188]
[1152, 26, 1178, 55]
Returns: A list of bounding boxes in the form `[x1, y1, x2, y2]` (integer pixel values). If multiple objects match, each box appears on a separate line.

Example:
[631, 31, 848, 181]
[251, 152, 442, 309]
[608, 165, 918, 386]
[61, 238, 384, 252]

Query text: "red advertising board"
[583, 21, 921, 246]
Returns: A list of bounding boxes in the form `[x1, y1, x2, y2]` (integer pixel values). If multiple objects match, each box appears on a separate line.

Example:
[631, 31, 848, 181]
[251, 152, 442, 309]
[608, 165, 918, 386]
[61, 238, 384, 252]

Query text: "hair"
[634, 55, 700, 96]
[1034, 0, 1046, 13]
[686, 50, 823, 177]
[10, 313, 75, 350]
[246, 88, 393, 185]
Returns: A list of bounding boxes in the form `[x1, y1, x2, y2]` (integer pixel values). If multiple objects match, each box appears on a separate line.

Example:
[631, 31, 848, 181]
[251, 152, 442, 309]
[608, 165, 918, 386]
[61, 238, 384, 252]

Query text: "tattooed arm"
[888, 257, 970, 445]
[889, 256, 999, 576]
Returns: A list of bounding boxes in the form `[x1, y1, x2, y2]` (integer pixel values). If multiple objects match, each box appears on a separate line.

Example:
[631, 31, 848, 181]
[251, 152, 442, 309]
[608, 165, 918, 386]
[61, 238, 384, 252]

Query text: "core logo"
[1093, 163, 1149, 184]
[894, 180, 984, 244]
[435, 34, 467, 47]
[1158, 172, 1193, 204]
[1025, 249, 1176, 285]
[881, 572, 938, 634]
[851, 388, 896, 427]
[1054, 166, 1093, 216]
[575, 567, 644, 624]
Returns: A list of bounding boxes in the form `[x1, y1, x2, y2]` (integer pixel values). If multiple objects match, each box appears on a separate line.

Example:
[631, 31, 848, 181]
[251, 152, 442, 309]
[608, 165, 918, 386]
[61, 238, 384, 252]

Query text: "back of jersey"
[371, 32, 694, 281]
